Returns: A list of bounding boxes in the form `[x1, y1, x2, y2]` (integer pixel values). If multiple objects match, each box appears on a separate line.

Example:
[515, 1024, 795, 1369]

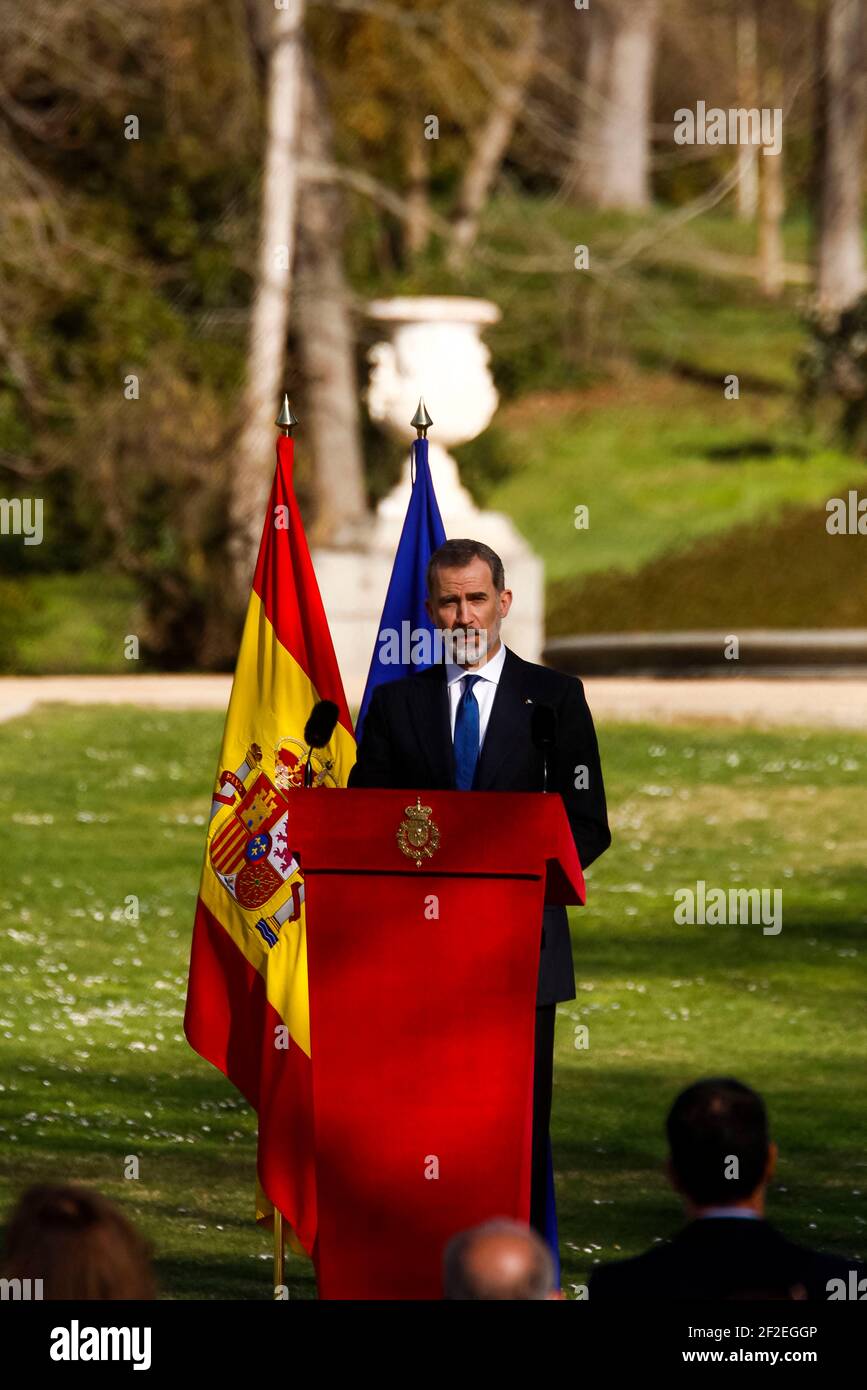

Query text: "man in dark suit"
[349, 537, 612, 1237]
[589, 1076, 866, 1300]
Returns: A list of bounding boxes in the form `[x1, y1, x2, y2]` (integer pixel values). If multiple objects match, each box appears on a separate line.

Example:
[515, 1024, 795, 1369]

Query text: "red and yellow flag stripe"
[185, 435, 355, 1255]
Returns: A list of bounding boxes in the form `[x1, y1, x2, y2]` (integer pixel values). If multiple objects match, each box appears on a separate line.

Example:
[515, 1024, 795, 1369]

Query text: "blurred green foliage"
[800, 291, 867, 449]
[1, 0, 863, 667]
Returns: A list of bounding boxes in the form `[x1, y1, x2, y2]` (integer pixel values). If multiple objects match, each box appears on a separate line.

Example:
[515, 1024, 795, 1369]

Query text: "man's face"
[425, 557, 512, 667]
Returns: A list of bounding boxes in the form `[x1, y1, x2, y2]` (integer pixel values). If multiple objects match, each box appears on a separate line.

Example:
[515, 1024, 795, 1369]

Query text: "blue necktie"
[454, 674, 481, 791]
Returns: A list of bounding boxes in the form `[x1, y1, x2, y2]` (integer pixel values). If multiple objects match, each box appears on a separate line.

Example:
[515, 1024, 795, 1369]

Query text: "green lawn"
[556, 721, 867, 1293]
[0, 704, 865, 1298]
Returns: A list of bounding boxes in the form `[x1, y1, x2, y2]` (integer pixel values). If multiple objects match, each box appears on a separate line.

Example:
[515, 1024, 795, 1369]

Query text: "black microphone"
[304, 700, 339, 749]
[303, 700, 339, 786]
[531, 704, 558, 793]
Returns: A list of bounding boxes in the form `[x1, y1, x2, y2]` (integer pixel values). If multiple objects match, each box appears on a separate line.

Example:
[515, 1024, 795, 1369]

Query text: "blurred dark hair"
[667, 1078, 770, 1205]
[426, 539, 505, 596]
[2, 1184, 156, 1300]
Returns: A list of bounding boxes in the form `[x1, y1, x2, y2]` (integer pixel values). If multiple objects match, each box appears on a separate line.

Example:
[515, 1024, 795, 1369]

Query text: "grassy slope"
[450, 202, 864, 634]
[0, 705, 864, 1297]
[0, 572, 142, 675]
[476, 378, 857, 584]
[548, 485, 867, 635]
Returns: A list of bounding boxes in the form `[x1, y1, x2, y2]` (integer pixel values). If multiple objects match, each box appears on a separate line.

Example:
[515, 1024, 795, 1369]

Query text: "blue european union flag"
[355, 437, 446, 740]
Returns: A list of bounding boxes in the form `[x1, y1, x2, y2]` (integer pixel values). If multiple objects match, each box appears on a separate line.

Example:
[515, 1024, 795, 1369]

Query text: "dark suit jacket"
[348, 646, 611, 1005]
[588, 1217, 867, 1300]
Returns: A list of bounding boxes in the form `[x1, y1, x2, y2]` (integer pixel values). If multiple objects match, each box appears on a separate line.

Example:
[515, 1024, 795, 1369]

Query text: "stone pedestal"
[313, 297, 544, 709]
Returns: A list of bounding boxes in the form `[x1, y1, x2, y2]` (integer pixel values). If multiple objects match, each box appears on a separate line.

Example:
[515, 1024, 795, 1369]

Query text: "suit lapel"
[410, 665, 455, 788]
[474, 647, 530, 789]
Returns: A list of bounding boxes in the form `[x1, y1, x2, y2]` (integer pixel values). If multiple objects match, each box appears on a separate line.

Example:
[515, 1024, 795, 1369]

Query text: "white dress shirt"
[445, 640, 507, 752]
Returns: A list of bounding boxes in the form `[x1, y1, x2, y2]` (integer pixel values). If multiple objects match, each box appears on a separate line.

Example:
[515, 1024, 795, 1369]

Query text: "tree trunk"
[448, 2, 544, 268]
[572, 0, 659, 211]
[295, 53, 368, 546]
[758, 68, 785, 298]
[735, 6, 759, 221]
[229, 0, 306, 606]
[815, 0, 867, 317]
[405, 124, 430, 261]
[568, 8, 613, 202]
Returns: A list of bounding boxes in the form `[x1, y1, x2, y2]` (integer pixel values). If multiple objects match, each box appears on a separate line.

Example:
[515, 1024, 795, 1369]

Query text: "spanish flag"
[184, 432, 355, 1256]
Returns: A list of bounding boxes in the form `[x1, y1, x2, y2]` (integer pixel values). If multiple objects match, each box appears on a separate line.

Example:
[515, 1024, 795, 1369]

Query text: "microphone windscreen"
[531, 703, 557, 749]
[304, 699, 339, 749]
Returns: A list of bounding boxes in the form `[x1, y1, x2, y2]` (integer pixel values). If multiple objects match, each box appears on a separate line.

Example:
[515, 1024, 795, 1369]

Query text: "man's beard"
[445, 628, 490, 665]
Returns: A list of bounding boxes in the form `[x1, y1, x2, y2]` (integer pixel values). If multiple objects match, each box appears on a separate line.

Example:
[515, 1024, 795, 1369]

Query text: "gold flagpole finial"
[275, 395, 299, 436]
[411, 397, 433, 439]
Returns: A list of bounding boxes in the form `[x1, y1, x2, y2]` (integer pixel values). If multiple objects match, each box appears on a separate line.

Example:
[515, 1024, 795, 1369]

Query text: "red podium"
[287, 788, 586, 1299]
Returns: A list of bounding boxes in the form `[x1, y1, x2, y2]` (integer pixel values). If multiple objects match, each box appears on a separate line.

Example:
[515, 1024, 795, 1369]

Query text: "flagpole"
[273, 1210, 284, 1294]
[410, 397, 432, 484]
[272, 392, 298, 1297]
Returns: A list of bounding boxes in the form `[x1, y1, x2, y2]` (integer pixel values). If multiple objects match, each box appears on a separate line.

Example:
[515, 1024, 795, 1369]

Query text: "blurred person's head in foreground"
[666, 1077, 777, 1216]
[2, 1183, 156, 1299]
[443, 1217, 561, 1300]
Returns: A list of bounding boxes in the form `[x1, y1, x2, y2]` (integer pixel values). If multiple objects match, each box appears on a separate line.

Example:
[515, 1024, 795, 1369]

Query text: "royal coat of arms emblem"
[396, 798, 441, 868]
[207, 739, 334, 948]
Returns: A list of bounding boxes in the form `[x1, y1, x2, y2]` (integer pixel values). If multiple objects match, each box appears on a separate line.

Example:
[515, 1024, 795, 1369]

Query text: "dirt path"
[0, 675, 234, 724]
[1, 674, 865, 731]
[582, 677, 867, 731]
